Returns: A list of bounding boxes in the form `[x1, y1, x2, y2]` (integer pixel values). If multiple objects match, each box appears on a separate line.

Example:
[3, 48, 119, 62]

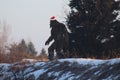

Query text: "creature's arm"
[45, 36, 53, 45]
[45, 30, 54, 45]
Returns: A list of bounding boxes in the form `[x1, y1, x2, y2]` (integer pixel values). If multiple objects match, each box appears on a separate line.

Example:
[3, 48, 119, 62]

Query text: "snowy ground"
[0, 58, 120, 80]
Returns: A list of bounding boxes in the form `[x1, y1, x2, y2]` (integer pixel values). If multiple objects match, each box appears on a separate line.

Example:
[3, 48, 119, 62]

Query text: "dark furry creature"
[45, 16, 69, 60]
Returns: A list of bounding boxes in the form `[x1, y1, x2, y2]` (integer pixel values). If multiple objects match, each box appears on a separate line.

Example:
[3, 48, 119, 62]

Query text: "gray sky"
[0, 0, 70, 53]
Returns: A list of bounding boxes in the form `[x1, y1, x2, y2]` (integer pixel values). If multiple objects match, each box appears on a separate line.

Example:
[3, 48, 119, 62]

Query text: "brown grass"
[0, 53, 49, 63]
[1, 47, 120, 63]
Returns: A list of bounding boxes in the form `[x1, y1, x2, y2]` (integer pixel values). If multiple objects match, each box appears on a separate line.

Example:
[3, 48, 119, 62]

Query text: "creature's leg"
[63, 46, 69, 58]
[48, 43, 55, 61]
[56, 48, 64, 59]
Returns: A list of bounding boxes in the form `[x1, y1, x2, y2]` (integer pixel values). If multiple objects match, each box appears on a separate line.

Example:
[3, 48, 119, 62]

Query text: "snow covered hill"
[0, 58, 120, 80]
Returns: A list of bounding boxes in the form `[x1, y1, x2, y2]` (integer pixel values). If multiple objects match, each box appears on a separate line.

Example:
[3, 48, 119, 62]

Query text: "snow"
[101, 38, 109, 43]
[107, 58, 120, 65]
[22, 59, 38, 62]
[114, 74, 120, 80]
[59, 58, 120, 66]
[59, 58, 105, 65]
[32, 69, 47, 79]
[48, 71, 61, 77]
[110, 35, 114, 38]
[0, 63, 11, 71]
[0, 58, 120, 80]
[58, 71, 74, 80]
[24, 67, 34, 74]
[34, 62, 46, 67]
[103, 75, 113, 80]
[26, 69, 47, 80]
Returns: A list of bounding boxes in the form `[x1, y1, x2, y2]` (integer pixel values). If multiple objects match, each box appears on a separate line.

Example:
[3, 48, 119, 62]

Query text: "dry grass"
[0, 48, 48, 63]
[0, 48, 120, 63]
[0, 52, 35, 63]
[0, 52, 49, 63]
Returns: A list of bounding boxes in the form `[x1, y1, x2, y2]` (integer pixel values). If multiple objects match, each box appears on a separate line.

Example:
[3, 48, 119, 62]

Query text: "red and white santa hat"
[50, 16, 56, 21]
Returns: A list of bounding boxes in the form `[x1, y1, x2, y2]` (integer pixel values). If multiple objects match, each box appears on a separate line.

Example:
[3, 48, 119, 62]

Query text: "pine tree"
[27, 41, 37, 55]
[39, 48, 48, 61]
[66, 0, 120, 58]
[18, 39, 28, 53]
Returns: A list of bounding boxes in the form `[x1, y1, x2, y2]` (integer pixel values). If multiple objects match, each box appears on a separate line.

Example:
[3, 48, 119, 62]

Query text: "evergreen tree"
[18, 39, 28, 53]
[66, 0, 120, 58]
[27, 41, 37, 55]
[39, 48, 48, 61]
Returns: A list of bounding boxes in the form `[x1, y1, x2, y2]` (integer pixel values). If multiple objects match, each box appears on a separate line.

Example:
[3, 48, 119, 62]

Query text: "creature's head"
[50, 16, 56, 21]
[50, 16, 58, 28]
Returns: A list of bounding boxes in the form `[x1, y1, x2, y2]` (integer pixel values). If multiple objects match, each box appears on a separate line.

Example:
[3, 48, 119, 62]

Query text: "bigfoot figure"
[45, 16, 69, 61]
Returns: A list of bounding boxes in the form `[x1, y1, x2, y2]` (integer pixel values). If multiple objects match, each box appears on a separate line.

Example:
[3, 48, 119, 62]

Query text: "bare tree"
[0, 21, 10, 54]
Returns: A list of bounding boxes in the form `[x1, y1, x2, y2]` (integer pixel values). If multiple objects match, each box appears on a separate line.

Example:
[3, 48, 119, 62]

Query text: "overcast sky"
[0, 0, 70, 53]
